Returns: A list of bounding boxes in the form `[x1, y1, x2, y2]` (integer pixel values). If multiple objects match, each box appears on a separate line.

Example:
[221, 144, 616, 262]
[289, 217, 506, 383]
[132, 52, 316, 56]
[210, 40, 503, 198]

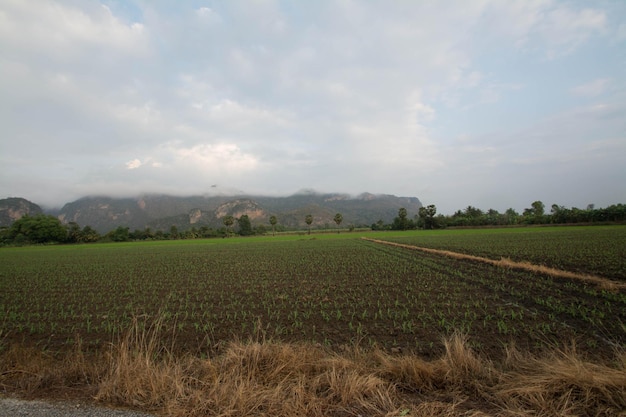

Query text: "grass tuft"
[1, 317, 625, 416]
[495, 344, 626, 415]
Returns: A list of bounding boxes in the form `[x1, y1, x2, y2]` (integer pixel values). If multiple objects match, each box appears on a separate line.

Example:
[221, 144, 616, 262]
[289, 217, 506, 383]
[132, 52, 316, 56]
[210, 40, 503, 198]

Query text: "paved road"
[0, 397, 156, 417]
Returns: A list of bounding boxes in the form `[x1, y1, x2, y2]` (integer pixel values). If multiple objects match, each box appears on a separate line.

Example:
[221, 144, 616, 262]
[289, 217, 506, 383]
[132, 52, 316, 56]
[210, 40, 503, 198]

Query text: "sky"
[1, 0, 625, 214]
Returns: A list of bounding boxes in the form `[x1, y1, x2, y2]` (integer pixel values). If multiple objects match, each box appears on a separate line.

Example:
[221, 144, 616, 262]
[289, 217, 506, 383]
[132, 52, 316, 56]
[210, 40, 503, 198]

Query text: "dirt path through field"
[362, 237, 626, 291]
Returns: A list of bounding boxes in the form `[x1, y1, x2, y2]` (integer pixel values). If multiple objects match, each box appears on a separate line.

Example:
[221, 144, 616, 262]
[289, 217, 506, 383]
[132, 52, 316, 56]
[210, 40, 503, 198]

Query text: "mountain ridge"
[1, 192, 422, 233]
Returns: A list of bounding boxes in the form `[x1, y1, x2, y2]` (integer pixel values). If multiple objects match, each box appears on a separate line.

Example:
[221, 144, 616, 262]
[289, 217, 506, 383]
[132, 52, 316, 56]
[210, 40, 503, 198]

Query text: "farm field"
[377, 225, 626, 281]
[1, 226, 624, 359]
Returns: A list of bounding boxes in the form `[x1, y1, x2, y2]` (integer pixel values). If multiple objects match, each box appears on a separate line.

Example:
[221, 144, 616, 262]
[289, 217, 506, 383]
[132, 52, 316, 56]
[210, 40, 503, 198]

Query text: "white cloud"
[159, 142, 259, 174]
[477, 1, 606, 57]
[570, 78, 610, 97]
[538, 7, 606, 57]
[406, 91, 436, 123]
[1, 0, 624, 213]
[479, 0, 547, 46]
[125, 159, 142, 170]
[0, 1, 148, 60]
[113, 102, 161, 128]
[195, 6, 220, 23]
[205, 99, 289, 127]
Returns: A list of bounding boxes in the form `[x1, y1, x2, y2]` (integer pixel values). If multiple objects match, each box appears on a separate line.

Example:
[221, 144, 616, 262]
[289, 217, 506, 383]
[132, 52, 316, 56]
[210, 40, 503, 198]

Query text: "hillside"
[0, 198, 43, 227]
[54, 192, 423, 233]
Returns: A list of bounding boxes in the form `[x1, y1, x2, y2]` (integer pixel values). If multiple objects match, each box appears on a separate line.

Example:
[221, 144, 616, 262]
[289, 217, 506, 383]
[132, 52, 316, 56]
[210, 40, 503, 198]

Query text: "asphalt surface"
[0, 397, 156, 417]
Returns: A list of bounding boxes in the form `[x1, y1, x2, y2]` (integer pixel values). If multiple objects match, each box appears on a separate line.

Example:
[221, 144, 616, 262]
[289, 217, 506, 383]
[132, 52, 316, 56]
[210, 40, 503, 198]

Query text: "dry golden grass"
[363, 238, 626, 291]
[2, 318, 625, 416]
[495, 345, 626, 416]
[0, 337, 105, 399]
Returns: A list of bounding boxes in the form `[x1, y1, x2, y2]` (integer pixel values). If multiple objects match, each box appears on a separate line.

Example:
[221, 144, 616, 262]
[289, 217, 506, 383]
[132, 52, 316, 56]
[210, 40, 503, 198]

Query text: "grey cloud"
[1, 0, 624, 213]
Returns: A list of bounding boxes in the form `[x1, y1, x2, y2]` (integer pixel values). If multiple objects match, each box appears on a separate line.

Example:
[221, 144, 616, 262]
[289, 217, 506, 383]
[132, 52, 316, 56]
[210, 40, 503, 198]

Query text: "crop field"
[1, 227, 625, 360]
[378, 225, 626, 281]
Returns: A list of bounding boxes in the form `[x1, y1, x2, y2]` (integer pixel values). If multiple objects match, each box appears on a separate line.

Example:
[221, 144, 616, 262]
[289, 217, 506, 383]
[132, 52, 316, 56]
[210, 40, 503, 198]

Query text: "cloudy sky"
[1, 0, 625, 214]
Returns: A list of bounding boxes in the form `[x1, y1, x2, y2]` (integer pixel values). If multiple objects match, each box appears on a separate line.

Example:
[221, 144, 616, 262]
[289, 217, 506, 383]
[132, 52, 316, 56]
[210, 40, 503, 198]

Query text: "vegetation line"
[362, 237, 626, 291]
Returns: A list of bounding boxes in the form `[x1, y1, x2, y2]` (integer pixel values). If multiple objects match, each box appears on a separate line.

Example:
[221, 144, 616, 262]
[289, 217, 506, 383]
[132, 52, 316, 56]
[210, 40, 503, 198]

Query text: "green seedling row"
[380, 225, 626, 281]
[0, 228, 624, 358]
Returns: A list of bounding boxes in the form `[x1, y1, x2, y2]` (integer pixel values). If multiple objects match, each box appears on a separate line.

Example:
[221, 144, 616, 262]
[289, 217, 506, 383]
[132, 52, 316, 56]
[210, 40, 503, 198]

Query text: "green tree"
[426, 204, 437, 228]
[371, 219, 386, 230]
[504, 208, 519, 225]
[305, 214, 313, 235]
[199, 226, 216, 238]
[486, 209, 500, 225]
[222, 215, 235, 236]
[8, 214, 68, 244]
[0, 226, 11, 245]
[81, 225, 100, 242]
[67, 222, 82, 243]
[464, 206, 484, 225]
[418, 205, 437, 229]
[269, 215, 277, 236]
[524, 200, 546, 224]
[237, 214, 253, 236]
[130, 229, 143, 240]
[66, 223, 101, 243]
[333, 213, 343, 233]
[532, 200, 545, 217]
[392, 207, 410, 230]
[551, 204, 568, 224]
[109, 226, 130, 242]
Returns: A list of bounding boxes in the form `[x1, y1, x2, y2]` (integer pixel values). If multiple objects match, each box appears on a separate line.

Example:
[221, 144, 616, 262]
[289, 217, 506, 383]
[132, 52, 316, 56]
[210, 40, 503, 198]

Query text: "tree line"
[1, 201, 624, 245]
[444, 201, 626, 227]
[0, 211, 342, 245]
[0, 214, 268, 245]
[374, 201, 626, 230]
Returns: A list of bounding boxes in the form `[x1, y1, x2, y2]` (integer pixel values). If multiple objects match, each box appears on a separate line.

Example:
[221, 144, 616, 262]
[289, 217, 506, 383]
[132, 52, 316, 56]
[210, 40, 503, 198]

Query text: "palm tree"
[397, 207, 409, 230]
[305, 214, 313, 235]
[269, 215, 277, 236]
[222, 215, 234, 237]
[333, 213, 343, 233]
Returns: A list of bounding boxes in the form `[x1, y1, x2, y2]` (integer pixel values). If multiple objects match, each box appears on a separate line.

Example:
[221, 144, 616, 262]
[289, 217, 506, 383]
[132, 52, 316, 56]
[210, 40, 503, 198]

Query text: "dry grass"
[363, 238, 626, 291]
[1, 319, 625, 416]
[0, 337, 105, 396]
[495, 345, 626, 416]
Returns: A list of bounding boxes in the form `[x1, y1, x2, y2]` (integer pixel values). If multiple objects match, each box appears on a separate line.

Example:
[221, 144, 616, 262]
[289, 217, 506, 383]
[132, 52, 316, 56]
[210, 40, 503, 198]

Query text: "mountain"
[57, 196, 150, 233]
[49, 192, 423, 233]
[0, 198, 43, 227]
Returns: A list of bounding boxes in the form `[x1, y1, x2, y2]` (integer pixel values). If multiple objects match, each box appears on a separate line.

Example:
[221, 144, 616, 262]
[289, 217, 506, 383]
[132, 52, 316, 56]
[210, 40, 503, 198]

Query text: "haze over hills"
[1, 192, 422, 233]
